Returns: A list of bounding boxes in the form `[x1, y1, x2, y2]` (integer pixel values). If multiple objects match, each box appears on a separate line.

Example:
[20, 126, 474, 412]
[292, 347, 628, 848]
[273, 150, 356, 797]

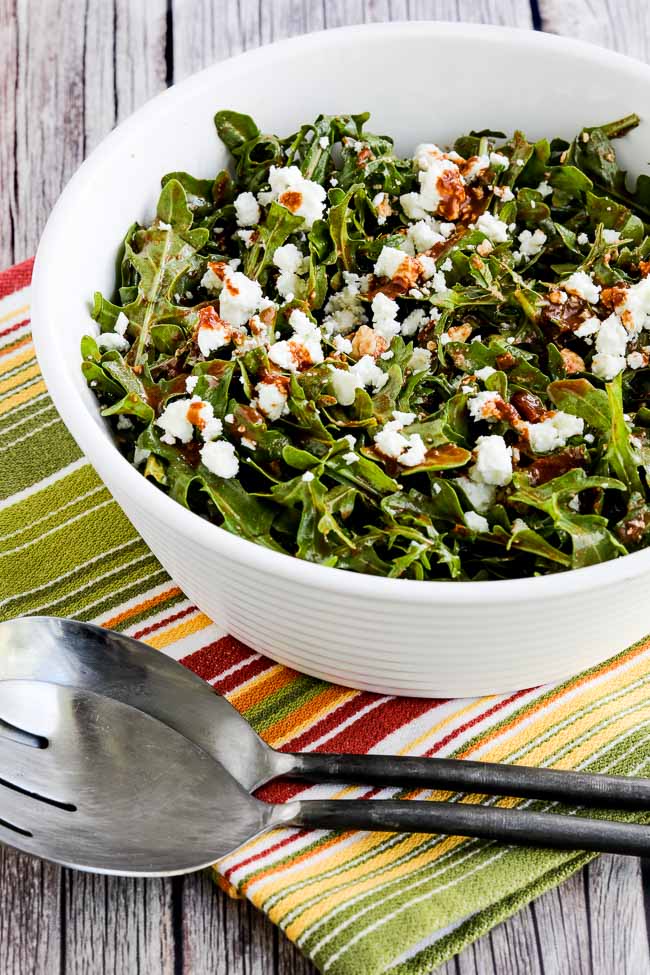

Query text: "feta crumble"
[264, 165, 326, 228]
[475, 212, 509, 244]
[465, 510, 489, 533]
[562, 271, 601, 305]
[233, 191, 260, 227]
[200, 440, 239, 478]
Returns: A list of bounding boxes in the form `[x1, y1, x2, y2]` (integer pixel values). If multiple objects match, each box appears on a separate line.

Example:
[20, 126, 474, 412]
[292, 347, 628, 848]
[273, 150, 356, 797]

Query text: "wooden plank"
[180, 869, 278, 974]
[62, 872, 176, 975]
[0, 0, 18, 268]
[5, 0, 167, 268]
[0, 846, 61, 975]
[583, 856, 650, 975]
[538, 0, 650, 59]
[171, 0, 532, 80]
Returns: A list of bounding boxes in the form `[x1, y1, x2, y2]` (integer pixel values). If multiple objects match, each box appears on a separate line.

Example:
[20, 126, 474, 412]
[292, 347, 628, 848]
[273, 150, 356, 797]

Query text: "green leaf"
[605, 373, 643, 492]
[243, 202, 304, 280]
[214, 110, 260, 153]
[548, 378, 611, 431]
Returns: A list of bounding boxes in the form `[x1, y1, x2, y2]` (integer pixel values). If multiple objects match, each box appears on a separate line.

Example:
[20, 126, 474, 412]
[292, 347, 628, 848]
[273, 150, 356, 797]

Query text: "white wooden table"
[2, 1, 650, 971]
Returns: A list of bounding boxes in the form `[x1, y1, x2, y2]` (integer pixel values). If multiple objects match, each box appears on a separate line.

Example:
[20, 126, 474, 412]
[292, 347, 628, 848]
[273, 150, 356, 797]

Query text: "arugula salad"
[82, 110, 650, 581]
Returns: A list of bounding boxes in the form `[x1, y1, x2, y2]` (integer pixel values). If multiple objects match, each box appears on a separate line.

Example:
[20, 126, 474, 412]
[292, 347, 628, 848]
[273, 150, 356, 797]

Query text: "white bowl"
[32, 22, 650, 696]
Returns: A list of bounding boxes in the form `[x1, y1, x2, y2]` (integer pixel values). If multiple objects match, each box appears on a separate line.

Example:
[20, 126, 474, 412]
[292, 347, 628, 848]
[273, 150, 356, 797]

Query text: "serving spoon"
[3, 616, 650, 811]
[4, 678, 650, 875]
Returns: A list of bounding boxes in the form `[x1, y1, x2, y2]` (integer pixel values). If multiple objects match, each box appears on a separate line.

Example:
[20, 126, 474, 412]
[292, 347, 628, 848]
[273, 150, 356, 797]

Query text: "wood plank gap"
[639, 858, 650, 951]
[529, 0, 543, 30]
[165, 0, 174, 87]
[171, 875, 185, 975]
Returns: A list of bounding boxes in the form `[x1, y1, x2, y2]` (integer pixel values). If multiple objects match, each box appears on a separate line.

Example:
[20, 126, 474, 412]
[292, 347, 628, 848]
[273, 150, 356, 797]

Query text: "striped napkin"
[3, 257, 650, 974]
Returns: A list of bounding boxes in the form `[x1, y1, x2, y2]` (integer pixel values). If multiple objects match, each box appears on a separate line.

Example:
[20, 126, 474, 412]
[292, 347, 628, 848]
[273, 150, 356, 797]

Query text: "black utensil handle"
[291, 799, 650, 857]
[291, 752, 650, 810]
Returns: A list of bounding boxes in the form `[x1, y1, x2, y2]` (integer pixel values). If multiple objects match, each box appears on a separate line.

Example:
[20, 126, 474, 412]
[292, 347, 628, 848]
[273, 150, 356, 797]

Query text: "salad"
[82, 110, 650, 581]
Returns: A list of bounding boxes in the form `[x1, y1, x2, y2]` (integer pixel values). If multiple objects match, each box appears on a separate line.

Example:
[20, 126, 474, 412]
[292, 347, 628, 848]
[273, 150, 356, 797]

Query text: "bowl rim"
[31, 19, 650, 606]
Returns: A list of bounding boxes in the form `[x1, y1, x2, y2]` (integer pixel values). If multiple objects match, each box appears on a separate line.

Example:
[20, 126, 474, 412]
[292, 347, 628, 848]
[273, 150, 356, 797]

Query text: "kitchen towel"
[2, 257, 650, 975]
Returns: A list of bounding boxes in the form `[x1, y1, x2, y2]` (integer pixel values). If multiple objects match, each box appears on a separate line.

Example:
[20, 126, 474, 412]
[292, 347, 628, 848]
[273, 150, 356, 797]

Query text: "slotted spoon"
[4, 679, 650, 875]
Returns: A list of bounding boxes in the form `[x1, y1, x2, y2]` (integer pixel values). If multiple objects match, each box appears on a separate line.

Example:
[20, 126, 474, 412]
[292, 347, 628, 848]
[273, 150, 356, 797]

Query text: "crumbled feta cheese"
[592, 352, 626, 380]
[392, 410, 416, 426]
[272, 243, 307, 299]
[219, 268, 264, 327]
[584, 432, 594, 444]
[490, 152, 510, 171]
[302, 470, 315, 482]
[197, 317, 231, 356]
[343, 451, 358, 464]
[322, 275, 368, 335]
[406, 220, 444, 254]
[440, 257, 452, 272]
[201, 264, 225, 294]
[454, 476, 496, 513]
[515, 228, 547, 261]
[273, 242, 305, 274]
[511, 518, 528, 534]
[374, 246, 407, 279]
[462, 155, 490, 183]
[409, 348, 432, 372]
[233, 191, 260, 227]
[200, 440, 239, 478]
[268, 308, 323, 373]
[465, 510, 489, 533]
[399, 434, 427, 467]
[265, 165, 326, 228]
[157, 396, 222, 444]
[97, 332, 129, 352]
[602, 228, 621, 244]
[475, 365, 496, 381]
[185, 375, 198, 394]
[618, 276, 650, 334]
[374, 419, 426, 467]
[236, 229, 255, 248]
[577, 232, 589, 245]
[627, 351, 646, 369]
[536, 180, 553, 198]
[472, 435, 513, 486]
[468, 391, 501, 422]
[371, 292, 401, 341]
[329, 355, 388, 405]
[116, 414, 133, 430]
[526, 412, 584, 453]
[475, 212, 509, 243]
[318, 135, 329, 150]
[401, 308, 427, 337]
[493, 185, 515, 202]
[418, 255, 437, 281]
[115, 311, 129, 336]
[255, 379, 289, 421]
[413, 143, 446, 169]
[574, 315, 601, 339]
[596, 313, 628, 356]
[374, 423, 408, 458]
[562, 271, 601, 305]
[333, 334, 353, 354]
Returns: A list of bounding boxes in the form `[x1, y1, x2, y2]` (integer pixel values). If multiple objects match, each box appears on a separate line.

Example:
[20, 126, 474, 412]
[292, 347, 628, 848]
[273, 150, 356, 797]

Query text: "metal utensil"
[4, 678, 650, 876]
[3, 616, 650, 811]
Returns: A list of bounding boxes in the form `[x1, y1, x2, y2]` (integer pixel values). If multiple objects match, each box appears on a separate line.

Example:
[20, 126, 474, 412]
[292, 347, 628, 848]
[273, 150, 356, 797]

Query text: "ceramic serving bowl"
[31, 22, 650, 696]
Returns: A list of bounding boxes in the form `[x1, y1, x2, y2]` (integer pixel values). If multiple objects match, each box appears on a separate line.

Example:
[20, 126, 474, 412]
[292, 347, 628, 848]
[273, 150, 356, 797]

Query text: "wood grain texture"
[538, 0, 650, 58]
[3, 1, 650, 973]
[0, 847, 61, 975]
[62, 873, 176, 975]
